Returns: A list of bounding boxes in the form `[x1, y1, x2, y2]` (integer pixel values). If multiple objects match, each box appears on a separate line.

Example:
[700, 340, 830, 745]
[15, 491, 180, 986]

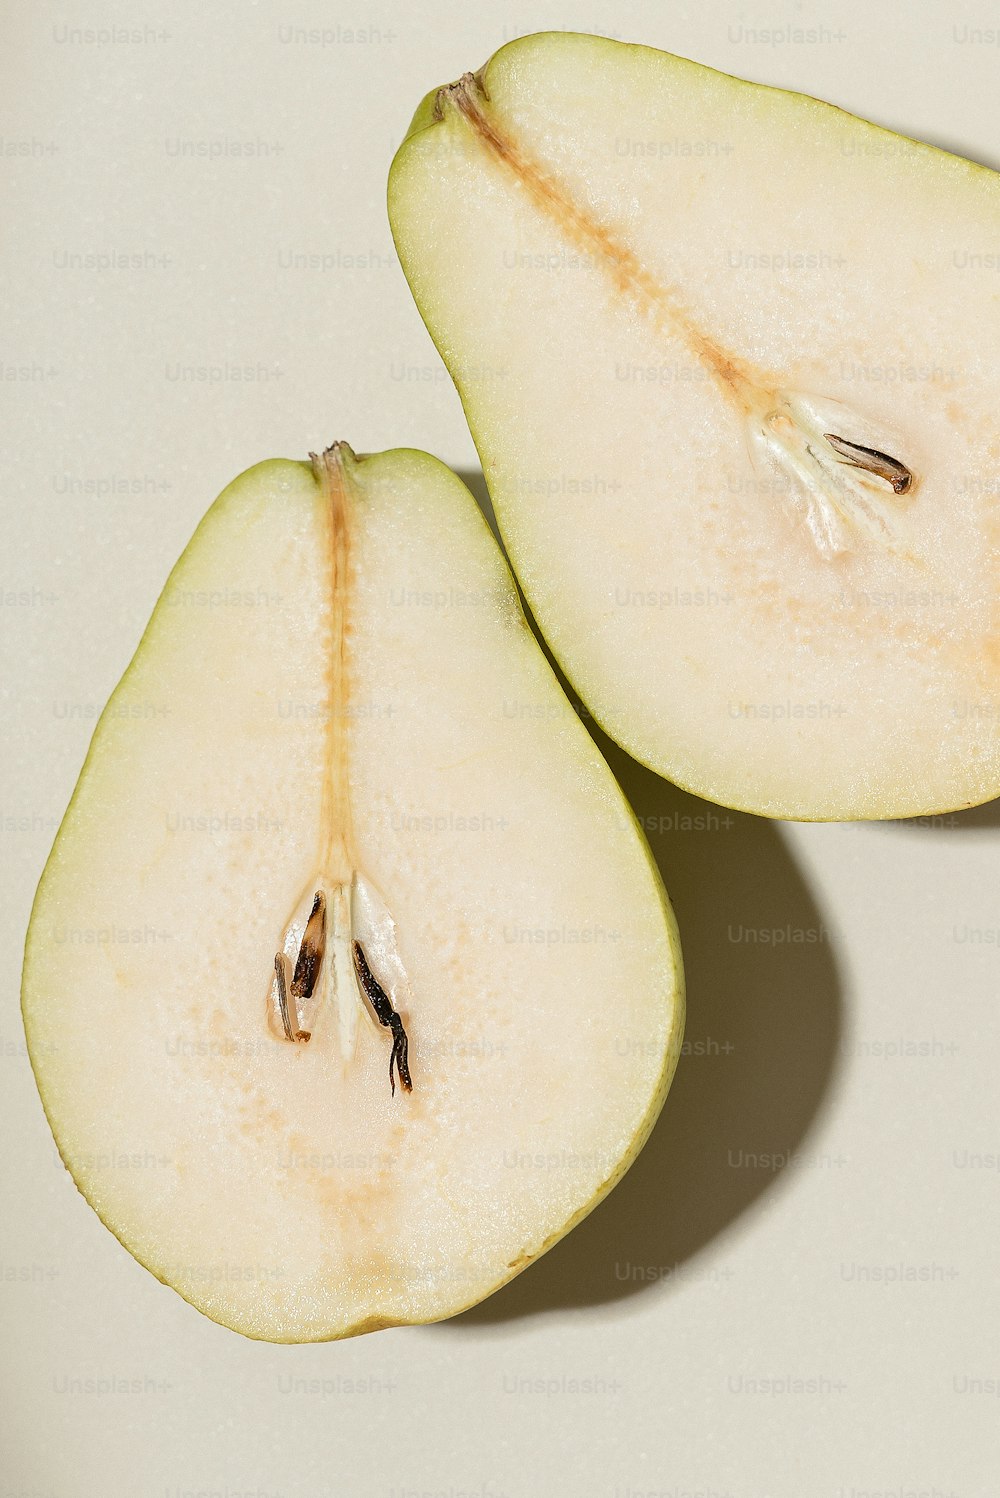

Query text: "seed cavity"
[272, 891, 325, 1043]
[748, 392, 917, 559]
[352, 940, 413, 1097]
[824, 433, 913, 495]
[266, 874, 414, 1084]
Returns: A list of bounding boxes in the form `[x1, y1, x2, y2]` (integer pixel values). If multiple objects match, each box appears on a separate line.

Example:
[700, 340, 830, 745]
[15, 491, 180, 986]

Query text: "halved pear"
[388, 32, 1000, 819]
[21, 445, 683, 1341]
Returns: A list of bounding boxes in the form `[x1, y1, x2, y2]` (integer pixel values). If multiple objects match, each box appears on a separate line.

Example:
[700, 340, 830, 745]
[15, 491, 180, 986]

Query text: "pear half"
[22, 445, 683, 1341]
[388, 32, 1000, 819]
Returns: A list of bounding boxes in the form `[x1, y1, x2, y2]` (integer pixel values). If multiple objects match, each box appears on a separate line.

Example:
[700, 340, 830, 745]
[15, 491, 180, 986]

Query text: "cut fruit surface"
[388, 32, 1000, 819]
[22, 445, 683, 1341]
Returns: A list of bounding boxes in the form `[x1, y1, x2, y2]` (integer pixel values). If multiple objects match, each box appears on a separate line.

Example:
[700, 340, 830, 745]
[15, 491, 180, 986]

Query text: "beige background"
[3, 1, 1000, 1494]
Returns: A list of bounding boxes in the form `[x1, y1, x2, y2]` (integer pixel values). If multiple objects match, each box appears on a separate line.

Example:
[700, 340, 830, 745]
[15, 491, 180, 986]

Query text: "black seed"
[352, 940, 413, 1096]
[824, 433, 913, 495]
[291, 891, 327, 1001]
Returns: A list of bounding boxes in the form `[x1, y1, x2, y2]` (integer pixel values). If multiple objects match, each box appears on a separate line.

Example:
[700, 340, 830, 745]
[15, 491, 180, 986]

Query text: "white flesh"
[22, 446, 683, 1340]
[388, 33, 1000, 818]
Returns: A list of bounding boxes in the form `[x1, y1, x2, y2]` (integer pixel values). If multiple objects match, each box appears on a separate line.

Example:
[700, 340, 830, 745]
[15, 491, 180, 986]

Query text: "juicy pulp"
[22, 445, 683, 1340]
[388, 33, 1000, 819]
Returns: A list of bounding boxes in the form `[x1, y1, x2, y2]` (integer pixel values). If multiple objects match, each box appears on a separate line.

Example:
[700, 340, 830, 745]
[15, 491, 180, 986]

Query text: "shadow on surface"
[445, 468, 844, 1326]
[887, 798, 1000, 831]
[455, 467, 501, 540]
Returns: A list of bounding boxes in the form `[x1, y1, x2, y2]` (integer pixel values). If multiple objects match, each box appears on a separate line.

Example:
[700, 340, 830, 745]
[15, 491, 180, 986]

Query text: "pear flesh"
[388, 33, 1000, 819]
[22, 445, 683, 1341]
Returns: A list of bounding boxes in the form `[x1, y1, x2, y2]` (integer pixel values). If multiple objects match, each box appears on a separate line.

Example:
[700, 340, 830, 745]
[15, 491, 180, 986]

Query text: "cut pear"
[21, 445, 683, 1341]
[388, 32, 1000, 819]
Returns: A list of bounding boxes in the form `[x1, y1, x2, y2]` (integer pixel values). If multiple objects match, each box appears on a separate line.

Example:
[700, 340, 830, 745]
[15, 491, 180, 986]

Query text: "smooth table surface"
[2, 2, 999, 1493]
